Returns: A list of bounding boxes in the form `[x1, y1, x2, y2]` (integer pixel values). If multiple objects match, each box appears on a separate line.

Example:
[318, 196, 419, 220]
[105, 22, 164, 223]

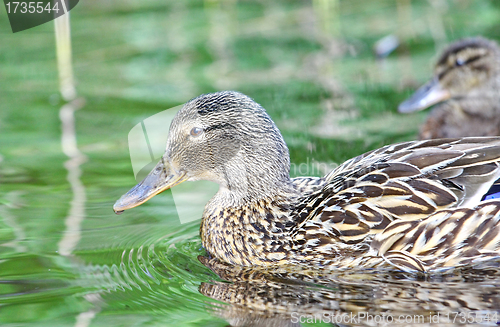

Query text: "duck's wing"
[293, 137, 500, 245]
[291, 176, 324, 195]
[372, 200, 500, 272]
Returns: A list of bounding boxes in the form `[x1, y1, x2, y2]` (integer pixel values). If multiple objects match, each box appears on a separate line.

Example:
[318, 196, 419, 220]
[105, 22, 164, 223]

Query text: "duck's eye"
[190, 127, 203, 137]
[455, 58, 465, 66]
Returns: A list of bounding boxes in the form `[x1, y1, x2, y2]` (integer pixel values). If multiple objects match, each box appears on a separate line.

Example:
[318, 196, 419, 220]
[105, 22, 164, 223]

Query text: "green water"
[1, 0, 500, 326]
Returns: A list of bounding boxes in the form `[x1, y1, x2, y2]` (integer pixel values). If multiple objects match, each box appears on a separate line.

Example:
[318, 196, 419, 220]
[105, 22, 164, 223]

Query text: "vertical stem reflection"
[54, 11, 102, 327]
[55, 11, 87, 257]
[58, 97, 86, 256]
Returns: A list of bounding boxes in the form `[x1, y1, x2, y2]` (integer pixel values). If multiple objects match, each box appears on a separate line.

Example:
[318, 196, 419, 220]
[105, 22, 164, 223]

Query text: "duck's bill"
[398, 77, 451, 113]
[113, 158, 187, 214]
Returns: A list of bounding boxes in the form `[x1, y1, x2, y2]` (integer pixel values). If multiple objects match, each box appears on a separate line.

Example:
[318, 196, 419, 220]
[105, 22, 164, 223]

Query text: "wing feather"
[293, 138, 500, 260]
[372, 201, 500, 271]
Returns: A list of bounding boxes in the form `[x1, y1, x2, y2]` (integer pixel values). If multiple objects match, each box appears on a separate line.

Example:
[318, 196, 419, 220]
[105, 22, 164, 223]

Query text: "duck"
[114, 91, 500, 273]
[398, 37, 500, 140]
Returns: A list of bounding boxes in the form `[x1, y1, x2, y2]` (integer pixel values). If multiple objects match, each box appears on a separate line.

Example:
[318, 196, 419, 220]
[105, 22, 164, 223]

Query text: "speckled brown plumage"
[115, 91, 500, 273]
[399, 37, 500, 139]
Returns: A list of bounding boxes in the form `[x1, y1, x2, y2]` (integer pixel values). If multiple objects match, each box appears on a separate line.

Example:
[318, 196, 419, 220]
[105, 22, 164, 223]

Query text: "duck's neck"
[201, 188, 299, 266]
[199, 113, 305, 265]
[200, 147, 301, 265]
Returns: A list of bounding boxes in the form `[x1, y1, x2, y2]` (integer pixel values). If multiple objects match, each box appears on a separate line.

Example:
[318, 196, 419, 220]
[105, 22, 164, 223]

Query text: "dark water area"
[1, 0, 500, 326]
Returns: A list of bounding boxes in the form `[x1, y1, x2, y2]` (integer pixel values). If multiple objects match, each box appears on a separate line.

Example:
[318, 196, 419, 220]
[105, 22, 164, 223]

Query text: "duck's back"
[289, 137, 500, 270]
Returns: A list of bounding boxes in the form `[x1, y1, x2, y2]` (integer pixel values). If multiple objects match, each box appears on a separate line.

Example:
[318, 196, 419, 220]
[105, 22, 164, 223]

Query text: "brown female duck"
[399, 37, 500, 139]
[115, 91, 500, 273]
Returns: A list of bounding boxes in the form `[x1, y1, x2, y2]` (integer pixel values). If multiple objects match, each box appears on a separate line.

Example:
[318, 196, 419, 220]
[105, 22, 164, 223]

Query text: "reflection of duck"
[399, 37, 500, 139]
[115, 91, 500, 273]
[199, 256, 500, 327]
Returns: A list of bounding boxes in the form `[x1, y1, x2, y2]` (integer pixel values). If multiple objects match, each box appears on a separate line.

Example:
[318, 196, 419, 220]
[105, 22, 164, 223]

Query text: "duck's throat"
[214, 149, 293, 202]
[200, 194, 297, 266]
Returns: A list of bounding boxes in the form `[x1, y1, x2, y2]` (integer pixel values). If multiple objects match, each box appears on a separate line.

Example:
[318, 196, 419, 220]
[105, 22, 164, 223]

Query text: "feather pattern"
[286, 138, 500, 271]
[114, 91, 500, 273]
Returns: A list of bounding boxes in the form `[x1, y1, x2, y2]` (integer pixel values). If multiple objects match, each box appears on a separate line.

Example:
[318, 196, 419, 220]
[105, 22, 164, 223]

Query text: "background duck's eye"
[190, 127, 203, 137]
[455, 58, 465, 66]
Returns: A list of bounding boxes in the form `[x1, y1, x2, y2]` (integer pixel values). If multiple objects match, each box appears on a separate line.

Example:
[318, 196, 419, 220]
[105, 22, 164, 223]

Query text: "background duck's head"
[114, 91, 293, 213]
[398, 37, 500, 113]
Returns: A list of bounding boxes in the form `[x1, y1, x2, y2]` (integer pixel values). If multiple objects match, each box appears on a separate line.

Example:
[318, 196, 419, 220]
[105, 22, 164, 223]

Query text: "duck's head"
[398, 37, 500, 113]
[113, 91, 293, 213]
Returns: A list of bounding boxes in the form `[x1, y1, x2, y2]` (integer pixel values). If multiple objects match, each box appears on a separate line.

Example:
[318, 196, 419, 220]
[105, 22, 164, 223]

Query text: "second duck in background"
[399, 37, 500, 139]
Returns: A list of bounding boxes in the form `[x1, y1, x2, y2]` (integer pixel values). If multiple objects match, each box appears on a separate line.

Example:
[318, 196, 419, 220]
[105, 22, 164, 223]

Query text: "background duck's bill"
[398, 78, 451, 113]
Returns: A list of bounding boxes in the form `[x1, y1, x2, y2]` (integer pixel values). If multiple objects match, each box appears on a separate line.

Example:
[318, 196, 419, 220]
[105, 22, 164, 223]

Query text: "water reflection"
[199, 257, 500, 326]
[0, 192, 27, 253]
[54, 11, 103, 327]
[58, 97, 87, 257]
[75, 294, 103, 327]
